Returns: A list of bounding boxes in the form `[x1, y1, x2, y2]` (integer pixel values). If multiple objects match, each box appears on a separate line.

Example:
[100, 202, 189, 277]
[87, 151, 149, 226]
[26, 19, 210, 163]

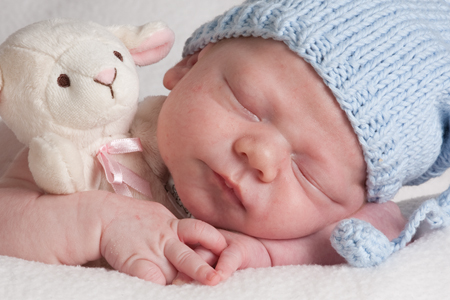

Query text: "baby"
[1, 0, 450, 286]
[158, 0, 450, 281]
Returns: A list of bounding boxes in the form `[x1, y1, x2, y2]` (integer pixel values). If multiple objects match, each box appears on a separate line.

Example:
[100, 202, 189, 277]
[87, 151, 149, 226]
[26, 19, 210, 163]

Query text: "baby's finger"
[172, 246, 218, 285]
[177, 219, 227, 255]
[164, 238, 222, 286]
[193, 245, 219, 266]
[214, 245, 244, 281]
[127, 258, 166, 285]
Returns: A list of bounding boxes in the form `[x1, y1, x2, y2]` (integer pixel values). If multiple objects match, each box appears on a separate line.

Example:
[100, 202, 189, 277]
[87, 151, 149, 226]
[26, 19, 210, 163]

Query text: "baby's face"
[158, 38, 366, 239]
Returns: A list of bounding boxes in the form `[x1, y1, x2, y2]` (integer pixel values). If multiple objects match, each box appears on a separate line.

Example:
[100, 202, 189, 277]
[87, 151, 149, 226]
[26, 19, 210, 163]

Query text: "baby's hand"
[99, 199, 227, 285]
[214, 230, 272, 281]
[0, 146, 227, 286]
[173, 230, 272, 284]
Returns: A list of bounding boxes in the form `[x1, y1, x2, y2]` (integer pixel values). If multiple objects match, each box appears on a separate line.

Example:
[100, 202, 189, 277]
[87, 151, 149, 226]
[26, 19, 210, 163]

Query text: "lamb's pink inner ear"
[130, 28, 175, 66]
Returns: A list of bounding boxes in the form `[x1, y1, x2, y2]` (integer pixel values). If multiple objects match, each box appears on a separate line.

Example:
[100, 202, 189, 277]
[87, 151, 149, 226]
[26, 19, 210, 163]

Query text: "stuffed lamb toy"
[0, 19, 174, 210]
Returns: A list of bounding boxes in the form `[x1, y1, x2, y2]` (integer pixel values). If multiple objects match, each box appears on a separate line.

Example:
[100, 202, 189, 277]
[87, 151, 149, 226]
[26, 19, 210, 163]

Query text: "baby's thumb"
[214, 247, 243, 281]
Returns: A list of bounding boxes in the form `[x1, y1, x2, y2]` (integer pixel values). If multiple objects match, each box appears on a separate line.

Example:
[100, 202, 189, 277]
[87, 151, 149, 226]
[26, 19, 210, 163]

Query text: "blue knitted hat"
[183, 0, 450, 266]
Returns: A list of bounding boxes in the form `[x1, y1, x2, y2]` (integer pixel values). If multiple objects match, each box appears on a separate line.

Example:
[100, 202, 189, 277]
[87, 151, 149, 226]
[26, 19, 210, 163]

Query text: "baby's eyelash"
[226, 78, 260, 122]
[291, 157, 308, 184]
[238, 99, 261, 122]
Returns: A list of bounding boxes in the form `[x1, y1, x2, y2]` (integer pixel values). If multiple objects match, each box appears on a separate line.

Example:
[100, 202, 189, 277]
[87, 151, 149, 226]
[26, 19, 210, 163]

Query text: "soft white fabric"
[1, 198, 449, 300]
[1, 0, 449, 299]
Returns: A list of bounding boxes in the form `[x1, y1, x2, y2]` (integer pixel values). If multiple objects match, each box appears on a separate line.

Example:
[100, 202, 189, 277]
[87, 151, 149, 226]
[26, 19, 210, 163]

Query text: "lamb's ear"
[108, 22, 174, 66]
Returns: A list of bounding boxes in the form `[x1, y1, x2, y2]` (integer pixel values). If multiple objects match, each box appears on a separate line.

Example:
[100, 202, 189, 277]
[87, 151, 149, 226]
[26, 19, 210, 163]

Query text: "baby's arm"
[211, 226, 341, 281]
[0, 148, 226, 285]
[217, 201, 406, 280]
[171, 201, 406, 283]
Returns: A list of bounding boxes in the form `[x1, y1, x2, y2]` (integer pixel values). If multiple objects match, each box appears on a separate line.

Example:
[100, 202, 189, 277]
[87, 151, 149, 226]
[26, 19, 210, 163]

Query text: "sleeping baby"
[1, 0, 450, 286]
[158, 0, 450, 282]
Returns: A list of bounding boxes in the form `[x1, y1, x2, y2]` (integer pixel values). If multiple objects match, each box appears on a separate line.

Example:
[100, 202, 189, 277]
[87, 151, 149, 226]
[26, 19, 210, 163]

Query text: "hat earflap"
[331, 189, 450, 267]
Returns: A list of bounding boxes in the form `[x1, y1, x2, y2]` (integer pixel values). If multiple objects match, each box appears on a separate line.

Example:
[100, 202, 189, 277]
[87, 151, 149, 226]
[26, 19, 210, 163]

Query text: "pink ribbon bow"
[97, 138, 153, 199]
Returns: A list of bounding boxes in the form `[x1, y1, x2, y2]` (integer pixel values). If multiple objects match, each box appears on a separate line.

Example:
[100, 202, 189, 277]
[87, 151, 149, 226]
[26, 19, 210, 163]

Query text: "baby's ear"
[108, 22, 174, 66]
[163, 55, 195, 90]
[163, 43, 213, 90]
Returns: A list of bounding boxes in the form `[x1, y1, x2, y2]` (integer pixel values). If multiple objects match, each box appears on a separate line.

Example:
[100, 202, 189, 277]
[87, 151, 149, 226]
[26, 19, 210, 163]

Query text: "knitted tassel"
[331, 189, 450, 267]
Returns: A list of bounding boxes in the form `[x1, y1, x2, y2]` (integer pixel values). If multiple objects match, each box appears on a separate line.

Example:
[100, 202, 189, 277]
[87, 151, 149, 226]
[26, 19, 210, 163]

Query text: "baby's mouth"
[213, 171, 245, 209]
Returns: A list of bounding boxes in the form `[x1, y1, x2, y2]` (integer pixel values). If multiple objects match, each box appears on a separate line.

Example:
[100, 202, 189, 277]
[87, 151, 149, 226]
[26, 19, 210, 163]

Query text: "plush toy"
[0, 19, 175, 212]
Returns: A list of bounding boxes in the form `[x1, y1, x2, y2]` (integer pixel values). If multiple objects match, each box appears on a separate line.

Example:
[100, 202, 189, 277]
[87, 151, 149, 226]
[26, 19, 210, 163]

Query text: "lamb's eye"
[114, 51, 123, 62]
[57, 74, 70, 88]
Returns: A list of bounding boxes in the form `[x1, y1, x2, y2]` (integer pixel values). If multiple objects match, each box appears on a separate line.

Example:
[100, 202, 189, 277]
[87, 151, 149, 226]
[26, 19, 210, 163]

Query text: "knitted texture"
[331, 192, 450, 267]
[183, 0, 450, 267]
[330, 218, 393, 267]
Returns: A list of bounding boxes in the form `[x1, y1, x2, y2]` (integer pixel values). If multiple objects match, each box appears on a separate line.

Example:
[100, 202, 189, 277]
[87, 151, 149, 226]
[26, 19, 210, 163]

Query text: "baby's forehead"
[201, 38, 309, 82]
[198, 37, 345, 126]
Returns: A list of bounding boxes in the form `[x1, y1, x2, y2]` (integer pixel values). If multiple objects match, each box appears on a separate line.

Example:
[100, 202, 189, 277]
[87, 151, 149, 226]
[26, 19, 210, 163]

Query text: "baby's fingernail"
[206, 270, 223, 284]
[172, 273, 192, 285]
[172, 278, 188, 285]
[172, 274, 191, 285]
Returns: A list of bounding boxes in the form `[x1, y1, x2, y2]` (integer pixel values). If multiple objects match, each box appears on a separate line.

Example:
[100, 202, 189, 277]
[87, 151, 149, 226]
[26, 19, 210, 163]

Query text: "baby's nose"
[94, 68, 117, 85]
[234, 135, 287, 183]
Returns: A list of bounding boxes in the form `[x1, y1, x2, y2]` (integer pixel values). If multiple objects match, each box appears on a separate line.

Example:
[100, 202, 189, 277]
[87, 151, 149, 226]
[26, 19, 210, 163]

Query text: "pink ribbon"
[97, 138, 153, 199]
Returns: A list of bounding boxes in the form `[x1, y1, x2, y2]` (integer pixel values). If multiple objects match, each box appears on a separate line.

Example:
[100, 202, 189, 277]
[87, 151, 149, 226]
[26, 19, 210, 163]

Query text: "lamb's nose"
[94, 68, 116, 85]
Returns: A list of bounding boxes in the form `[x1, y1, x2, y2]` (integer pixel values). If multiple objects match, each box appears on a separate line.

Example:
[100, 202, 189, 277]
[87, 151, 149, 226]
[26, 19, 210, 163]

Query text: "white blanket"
[1, 0, 449, 299]
[1, 198, 449, 300]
